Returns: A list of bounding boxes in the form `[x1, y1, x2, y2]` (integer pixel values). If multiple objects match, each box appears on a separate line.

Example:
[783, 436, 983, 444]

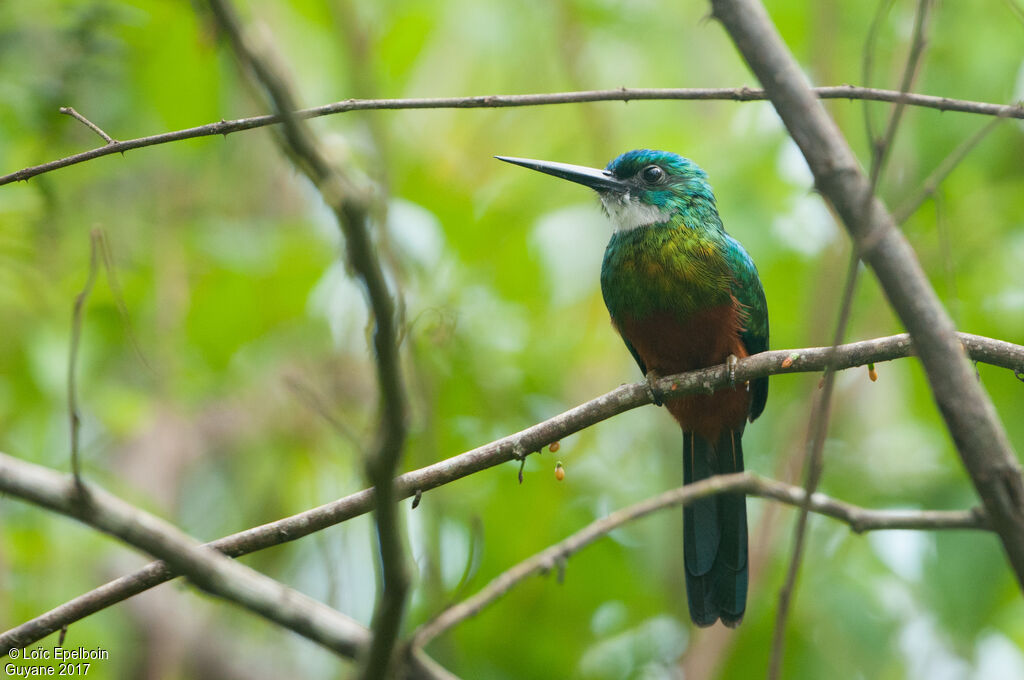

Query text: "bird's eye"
[640, 165, 664, 183]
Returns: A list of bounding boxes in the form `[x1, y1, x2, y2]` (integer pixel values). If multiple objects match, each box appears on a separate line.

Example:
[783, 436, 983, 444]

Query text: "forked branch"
[2, 332, 1021, 655]
[710, 0, 1024, 591]
[2, 87, 1021, 187]
[411, 472, 985, 649]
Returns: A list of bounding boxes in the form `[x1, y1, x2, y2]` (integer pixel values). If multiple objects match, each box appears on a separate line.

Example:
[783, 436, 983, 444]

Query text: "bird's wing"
[619, 327, 648, 375]
[726, 237, 769, 421]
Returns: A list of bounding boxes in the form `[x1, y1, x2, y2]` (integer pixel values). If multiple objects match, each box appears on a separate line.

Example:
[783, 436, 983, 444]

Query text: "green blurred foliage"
[1, 0, 1023, 678]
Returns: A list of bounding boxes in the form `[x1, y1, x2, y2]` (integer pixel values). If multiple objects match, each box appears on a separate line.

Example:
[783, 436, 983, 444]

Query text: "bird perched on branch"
[497, 150, 769, 627]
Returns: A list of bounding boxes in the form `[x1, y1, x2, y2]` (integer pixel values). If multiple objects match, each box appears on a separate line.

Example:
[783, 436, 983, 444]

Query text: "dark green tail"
[683, 429, 748, 627]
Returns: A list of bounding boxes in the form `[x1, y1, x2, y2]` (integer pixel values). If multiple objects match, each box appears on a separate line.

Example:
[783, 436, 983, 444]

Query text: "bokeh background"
[2, 1, 1023, 678]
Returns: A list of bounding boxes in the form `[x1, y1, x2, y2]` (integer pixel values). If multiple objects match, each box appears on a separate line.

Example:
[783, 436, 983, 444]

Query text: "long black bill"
[495, 155, 627, 193]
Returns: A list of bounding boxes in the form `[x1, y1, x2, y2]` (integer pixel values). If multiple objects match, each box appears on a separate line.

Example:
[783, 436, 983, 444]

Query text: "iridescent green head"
[496, 149, 719, 233]
[602, 149, 717, 231]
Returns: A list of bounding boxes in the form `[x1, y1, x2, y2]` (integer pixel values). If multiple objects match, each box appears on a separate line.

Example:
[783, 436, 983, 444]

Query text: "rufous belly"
[615, 304, 750, 441]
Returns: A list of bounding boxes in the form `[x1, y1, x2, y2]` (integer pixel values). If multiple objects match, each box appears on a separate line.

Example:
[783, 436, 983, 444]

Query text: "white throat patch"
[601, 193, 671, 233]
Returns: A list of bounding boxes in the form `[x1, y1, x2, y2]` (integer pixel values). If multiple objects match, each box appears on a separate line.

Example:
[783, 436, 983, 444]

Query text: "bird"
[497, 149, 768, 627]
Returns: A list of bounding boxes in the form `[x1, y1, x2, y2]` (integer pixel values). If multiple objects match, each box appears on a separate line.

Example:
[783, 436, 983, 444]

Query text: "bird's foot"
[725, 354, 738, 388]
[645, 371, 663, 407]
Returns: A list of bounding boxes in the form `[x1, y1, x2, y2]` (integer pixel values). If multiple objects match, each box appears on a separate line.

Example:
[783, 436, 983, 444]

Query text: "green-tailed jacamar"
[498, 149, 769, 627]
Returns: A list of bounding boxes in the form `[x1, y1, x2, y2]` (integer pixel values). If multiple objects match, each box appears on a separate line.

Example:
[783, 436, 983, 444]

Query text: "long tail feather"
[683, 429, 748, 627]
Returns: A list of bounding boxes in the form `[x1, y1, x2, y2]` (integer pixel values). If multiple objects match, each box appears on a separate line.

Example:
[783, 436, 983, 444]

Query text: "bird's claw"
[645, 371, 663, 407]
[726, 354, 738, 388]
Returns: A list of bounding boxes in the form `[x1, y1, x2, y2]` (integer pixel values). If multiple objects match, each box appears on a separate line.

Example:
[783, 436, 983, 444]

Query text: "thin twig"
[0, 452, 457, 680]
[201, 2, 410, 677]
[3, 332, 1021, 656]
[410, 472, 986, 648]
[58, 107, 115, 144]
[711, 0, 1024, 597]
[770, 3, 934, 674]
[68, 230, 150, 485]
[860, 0, 896, 147]
[3, 87, 1022, 187]
[932, 193, 960, 325]
[1004, 0, 1024, 26]
[94, 230, 152, 372]
[68, 230, 103, 486]
[893, 115, 1006, 224]
[284, 376, 365, 451]
[770, 3, 936, 673]
[869, 0, 934, 191]
[0, 451, 371, 659]
[769, 251, 858, 678]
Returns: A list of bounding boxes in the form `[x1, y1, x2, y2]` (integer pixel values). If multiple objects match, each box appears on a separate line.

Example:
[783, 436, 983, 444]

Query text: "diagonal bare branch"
[3, 332, 1021, 656]
[67, 230, 103, 486]
[58, 107, 116, 145]
[770, 253, 856, 677]
[2, 87, 1022, 187]
[893, 115, 1006, 224]
[770, 3, 935, 675]
[867, 0, 935, 191]
[710, 0, 1024, 593]
[1004, 0, 1024, 26]
[200, 1, 410, 677]
[0, 450, 371, 659]
[410, 472, 986, 649]
[860, 0, 896, 147]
